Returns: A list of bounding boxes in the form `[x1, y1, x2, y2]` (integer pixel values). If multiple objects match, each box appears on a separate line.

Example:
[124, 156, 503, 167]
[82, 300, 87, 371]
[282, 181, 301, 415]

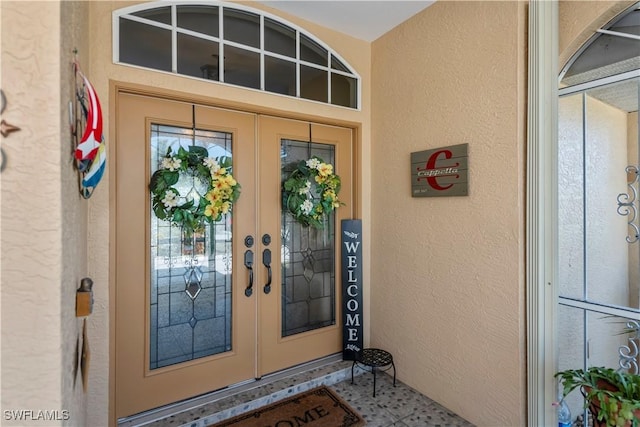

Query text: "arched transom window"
[113, 1, 360, 109]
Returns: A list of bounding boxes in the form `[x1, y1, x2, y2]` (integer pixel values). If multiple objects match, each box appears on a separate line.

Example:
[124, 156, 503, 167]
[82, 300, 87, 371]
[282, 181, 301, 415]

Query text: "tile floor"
[123, 359, 475, 427]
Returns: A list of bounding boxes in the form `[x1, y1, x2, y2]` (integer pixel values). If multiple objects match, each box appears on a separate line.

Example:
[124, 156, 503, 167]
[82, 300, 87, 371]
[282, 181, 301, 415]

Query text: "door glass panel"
[585, 79, 639, 309]
[149, 124, 233, 370]
[280, 140, 336, 337]
[119, 18, 171, 72]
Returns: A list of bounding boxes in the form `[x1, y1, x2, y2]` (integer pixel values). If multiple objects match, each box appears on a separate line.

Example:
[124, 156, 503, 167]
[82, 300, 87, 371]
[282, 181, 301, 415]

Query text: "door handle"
[262, 248, 272, 294]
[244, 250, 254, 297]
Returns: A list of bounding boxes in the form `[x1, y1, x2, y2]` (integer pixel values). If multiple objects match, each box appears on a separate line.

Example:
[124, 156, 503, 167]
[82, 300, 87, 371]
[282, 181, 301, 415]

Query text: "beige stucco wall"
[1, 1, 89, 425]
[370, 2, 527, 426]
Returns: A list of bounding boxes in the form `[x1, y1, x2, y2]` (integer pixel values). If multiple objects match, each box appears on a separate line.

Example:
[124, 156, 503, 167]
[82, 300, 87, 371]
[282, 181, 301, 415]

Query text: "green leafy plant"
[149, 146, 240, 234]
[555, 366, 640, 426]
[282, 156, 343, 229]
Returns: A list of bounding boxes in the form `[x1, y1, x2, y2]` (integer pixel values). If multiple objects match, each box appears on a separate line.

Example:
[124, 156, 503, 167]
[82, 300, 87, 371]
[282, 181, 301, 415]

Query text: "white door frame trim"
[527, 1, 558, 426]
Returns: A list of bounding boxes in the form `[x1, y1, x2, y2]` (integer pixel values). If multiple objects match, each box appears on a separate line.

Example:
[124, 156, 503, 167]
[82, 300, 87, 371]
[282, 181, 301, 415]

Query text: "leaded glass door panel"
[115, 94, 256, 418]
[257, 117, 353, 376]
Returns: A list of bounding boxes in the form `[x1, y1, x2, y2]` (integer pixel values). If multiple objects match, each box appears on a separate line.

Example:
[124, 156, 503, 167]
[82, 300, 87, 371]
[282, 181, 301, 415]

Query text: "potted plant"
[555, 366, 640, 426]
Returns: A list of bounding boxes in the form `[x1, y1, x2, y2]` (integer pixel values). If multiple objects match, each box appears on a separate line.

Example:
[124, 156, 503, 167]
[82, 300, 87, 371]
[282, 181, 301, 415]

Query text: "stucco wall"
[1, 1, 88, 425]
[370, 2, 527, 426]
[86, 2, 372, 425]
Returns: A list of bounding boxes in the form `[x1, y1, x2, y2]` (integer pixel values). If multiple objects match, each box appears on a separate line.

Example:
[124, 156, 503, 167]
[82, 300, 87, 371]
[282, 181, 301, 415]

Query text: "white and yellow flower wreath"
[282, 156, 343, 229]
[149, 146, 240, 233]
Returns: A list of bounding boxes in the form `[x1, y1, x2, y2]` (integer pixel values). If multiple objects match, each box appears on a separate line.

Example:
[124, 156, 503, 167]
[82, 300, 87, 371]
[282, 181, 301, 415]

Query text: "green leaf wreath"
[149, 146, 240, 234]
[282, 156, 343, 229]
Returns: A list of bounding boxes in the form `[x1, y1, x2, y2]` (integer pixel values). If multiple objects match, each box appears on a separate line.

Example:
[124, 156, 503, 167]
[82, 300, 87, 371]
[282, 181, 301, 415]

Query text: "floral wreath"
[282, 156, 343, 229]
[149, 146, 240, 234]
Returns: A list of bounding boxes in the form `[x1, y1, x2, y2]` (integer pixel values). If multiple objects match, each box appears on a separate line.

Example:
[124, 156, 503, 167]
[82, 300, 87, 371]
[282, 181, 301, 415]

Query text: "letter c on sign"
[426, 150, 455, 191]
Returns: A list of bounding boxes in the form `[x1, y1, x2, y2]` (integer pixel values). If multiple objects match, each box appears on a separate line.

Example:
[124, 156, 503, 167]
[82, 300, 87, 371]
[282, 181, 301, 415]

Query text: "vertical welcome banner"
[341, 219, 363, 360]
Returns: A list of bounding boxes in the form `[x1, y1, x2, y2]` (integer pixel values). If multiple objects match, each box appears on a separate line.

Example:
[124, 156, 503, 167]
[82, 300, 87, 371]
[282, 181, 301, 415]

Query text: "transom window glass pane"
[119, 18, 171, 72]
[265, 17, 296, 58]
[224, 46, 260, 89]
[149, 124, 234, 370]
[132, 6, 171, 25]
[331, 74, 357, 108]
[300, 65, 328, 103]
[331, 55, 349, 72]
[223, 8, 260, 48]
[177, 5, 219, 38]
[265, 56, 296, 96]
[115, 3, 359, 109]
[177, 33, 220, 81]
[300, 33, 328, 66]
[281, 140, 336, 337]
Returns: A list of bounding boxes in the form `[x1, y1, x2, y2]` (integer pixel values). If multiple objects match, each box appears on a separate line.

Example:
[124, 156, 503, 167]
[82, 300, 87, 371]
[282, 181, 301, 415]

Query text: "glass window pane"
[119, 18, 171, 72]
[331, 73, 357, 108]
[265, 17, 296, 58]
[265, 56, 296, 96]
[558, 93, 585, 301]
[300, 34, 328, 66]
[223, 8, 260, 48]
[224, 46, 260, 89]
[177, 5, 219, 38]
[281, 140, 336, 337]
[610, 9, 640, 37]
[149, 125, 234, 370]
[331, 54, 349, 72]
[132, 6, 172, 25]
[562, 33, 640, 86]
[177, 33, 220, 81]
[300, 65, 327, 103]
[585, 80, 638, 309]
[557, 304, 586, 423]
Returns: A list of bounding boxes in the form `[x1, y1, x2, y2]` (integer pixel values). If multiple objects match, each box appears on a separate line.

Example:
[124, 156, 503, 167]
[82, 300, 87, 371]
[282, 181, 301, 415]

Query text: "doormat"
[208, 386, 365, 427]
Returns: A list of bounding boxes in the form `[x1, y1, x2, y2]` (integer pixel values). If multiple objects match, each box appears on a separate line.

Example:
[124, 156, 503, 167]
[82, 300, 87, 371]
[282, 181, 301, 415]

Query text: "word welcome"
[342, 220, 363, 360]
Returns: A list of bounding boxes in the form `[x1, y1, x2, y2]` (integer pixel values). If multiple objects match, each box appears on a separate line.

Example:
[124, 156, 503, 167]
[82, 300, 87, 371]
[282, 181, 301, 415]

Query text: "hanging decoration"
[282, 155, 343, 229]
[0, 89, 22, 172]
[149, 145, 240, 235]
[73, 56, 106, 199]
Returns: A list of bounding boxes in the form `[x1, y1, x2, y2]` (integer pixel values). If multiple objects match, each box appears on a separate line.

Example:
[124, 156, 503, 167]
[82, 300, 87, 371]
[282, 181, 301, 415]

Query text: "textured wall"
[1, 1, 65, 425]
[370, 2, 527, 425]
[60, 2, 90, 425]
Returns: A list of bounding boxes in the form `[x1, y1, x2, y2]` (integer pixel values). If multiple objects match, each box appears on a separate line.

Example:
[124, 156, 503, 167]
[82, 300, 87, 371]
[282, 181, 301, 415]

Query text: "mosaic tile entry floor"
[134, 360, 475, 427]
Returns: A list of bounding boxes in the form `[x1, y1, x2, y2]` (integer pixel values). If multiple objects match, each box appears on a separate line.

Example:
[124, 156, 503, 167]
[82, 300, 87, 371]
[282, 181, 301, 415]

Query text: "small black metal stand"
[351, 348, 396, 397]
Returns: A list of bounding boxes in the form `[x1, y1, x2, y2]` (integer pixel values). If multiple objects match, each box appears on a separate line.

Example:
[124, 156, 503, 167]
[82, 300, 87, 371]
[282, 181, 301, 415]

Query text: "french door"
[115, 93, 353, 418]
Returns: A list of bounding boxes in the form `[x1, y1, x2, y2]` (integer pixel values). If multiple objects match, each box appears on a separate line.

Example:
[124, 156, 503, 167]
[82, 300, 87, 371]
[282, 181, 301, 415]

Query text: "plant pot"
[583, 381, 640, 427]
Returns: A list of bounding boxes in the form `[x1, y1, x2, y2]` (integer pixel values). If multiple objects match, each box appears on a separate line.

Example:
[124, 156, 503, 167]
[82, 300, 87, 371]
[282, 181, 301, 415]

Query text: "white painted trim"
[559, 69, 640, 96]
[527, 1, 558, 426]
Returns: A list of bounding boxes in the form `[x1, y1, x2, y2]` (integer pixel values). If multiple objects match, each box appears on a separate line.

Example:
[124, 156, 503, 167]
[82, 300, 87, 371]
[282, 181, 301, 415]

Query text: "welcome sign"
[411, 143, 468, 197]
[341, 219, 363, 361]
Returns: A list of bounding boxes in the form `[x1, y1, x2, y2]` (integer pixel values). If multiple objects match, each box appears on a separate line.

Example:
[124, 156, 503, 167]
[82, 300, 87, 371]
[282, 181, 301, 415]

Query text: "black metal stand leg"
[372, 367, 377, 397]
[392, 361, 396, 387]
[351, 361, 355, 384]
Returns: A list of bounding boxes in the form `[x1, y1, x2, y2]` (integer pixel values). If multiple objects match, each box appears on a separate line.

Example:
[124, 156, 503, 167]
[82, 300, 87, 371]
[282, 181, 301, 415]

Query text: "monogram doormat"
[208, 386, 365, 427]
